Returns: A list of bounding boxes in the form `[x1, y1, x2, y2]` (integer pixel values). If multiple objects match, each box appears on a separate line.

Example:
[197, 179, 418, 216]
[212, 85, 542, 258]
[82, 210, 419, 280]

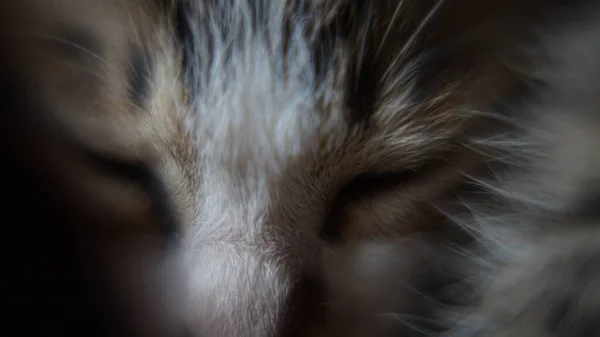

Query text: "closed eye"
[320, 149, 485, 243]
[320, 169, 425, 242]
[69, 144, 179, 244]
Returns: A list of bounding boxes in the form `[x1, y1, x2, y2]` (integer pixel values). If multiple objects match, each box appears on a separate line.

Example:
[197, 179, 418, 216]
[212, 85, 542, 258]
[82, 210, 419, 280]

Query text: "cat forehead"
[150, 2, 440, 176]
[9, 0, 521, 172]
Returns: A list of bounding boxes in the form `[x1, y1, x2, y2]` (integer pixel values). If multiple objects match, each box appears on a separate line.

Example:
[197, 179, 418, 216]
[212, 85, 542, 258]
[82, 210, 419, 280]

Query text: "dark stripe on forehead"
[128, 47, 152, 108]
[174, 0, 194, 76]
[171, 0, 205, 93]
[147, 0, 195, 100]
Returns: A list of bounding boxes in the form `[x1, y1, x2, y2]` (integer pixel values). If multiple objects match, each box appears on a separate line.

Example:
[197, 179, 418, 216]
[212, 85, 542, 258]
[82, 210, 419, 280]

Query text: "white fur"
[174, 2, 441, 335]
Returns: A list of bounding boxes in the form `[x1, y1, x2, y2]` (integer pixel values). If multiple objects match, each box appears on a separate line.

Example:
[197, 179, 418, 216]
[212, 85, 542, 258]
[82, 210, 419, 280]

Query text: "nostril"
[278, 275, 326, 337]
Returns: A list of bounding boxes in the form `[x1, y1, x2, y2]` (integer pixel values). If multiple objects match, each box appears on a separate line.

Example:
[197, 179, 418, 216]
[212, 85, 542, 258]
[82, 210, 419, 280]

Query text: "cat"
[2, 1, 599, 336]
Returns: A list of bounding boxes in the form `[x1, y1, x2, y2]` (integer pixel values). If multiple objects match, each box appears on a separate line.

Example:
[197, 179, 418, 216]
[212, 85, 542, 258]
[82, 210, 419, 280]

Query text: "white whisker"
[378, 312, 436, 335]
[373, 0, 406, 60]
[13, 32, 115, 70]
[57, 60, 109, 82]
[354, 0, 373, 90]
[382, 0, 447, 81]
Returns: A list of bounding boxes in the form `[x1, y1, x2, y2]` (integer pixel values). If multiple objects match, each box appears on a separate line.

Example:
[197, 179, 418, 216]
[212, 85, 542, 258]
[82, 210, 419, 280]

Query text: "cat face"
[4, 0, 558, 336]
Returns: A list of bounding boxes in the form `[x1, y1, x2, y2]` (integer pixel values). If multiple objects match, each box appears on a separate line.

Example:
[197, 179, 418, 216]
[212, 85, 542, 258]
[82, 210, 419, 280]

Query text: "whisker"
[444, 242, 495, 269]
[354, 0, 373, 90]
[373, 0, 406, 60]
[58, 60, 110, 82]
[458, 140, 543, 169]
[378, 312, 436, 335]
[3, 31, 133, 83]
[432, 204, 493, 250]
[377, 312, 444, 326]
[382, 0, 447, 81]
[459, 108, 531, 130]
[397, 279, 445, 307]
[11, 32, 115, 70]
[461, 173, 553, 210]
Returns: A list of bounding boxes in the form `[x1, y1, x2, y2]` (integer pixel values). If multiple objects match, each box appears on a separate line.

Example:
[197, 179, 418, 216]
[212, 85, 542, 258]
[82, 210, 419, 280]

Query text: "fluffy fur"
[447, 5, 600, 335]
[4, 0, 600, 336]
